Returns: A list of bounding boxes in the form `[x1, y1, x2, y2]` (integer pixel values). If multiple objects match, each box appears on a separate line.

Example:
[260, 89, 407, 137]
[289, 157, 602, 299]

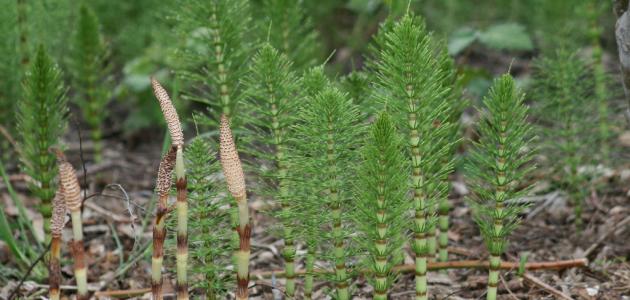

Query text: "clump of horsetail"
[152, 78, 189, 299]
[49, 188, 66, 300]
[293, 82, 363, 300]
[466, 74, 535, 300]
[369, 13, 454, 300]
[532, 50, 592, 227]
[243, 43, 300, 296]
[219, 115, 251, 300]
[17, 45, 68, 241]
[150, 146, 176, 300]
[69, 3, 111, 163]
[352, 112, 409, 300]
[55, 150, 88, 300]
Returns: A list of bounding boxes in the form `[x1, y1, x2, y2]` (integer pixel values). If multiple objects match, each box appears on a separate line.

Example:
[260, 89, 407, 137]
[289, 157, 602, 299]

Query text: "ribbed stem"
[304, 248, 315, 300]
[327, 127, 348, 300]
[91, 127, 103, 163]
[235, 197, 251, 300]
[486, 255, 501, 300]
[151, 196, 166, 300]
[210, 3, 232, 120]
[427, 224, 437, 259]
[49, 236, 61, 300]
[70, 209, 88, 300]
[438, 197, 449, 263]
[175, 147, 189, 299]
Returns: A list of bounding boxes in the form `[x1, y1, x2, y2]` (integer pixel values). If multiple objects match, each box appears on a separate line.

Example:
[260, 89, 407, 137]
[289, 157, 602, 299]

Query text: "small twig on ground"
[500, 275, 519, 300]
[94, 288, 151, 298]
[522, 273, 573, 300]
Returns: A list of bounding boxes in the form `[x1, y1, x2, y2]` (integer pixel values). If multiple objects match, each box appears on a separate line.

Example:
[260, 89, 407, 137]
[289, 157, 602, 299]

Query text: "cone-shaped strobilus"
[368, 13, 457, 300]
[466, 74, 535, 300]
[352, 112, 409, 300]
[219, 115, 251, 300]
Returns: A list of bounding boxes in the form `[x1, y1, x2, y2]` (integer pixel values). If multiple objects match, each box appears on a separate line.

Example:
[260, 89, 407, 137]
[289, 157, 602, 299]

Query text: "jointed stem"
[70, 209, 88, 299]
[175, 147, 189, 299]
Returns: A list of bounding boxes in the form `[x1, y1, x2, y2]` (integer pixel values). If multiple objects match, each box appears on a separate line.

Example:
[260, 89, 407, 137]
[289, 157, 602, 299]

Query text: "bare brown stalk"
[49, 188, 66, 300]
[151, 146, 176, 300]
[55, 150, 88, 300]
[151, 78, 189, 299]
[219, 115, 250, 300]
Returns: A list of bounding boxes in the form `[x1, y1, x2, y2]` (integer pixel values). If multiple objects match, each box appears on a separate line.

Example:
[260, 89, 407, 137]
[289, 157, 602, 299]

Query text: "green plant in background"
[369, 13, 456, 300]
[0, 0, 21, 150]
[532, 50, 593, 227]
[185, 136, 232, 298]
[466, 74, 535, 300]
[69, 3, 111, 163]
[340, 70, 373, 113]
[447, 23, 534, 56]
[293, 83, 363, 300]
[242, 43, 301, 296]
[352, 112, 409, 300]
[17, 45, 68, 241]
[586, 0, 611, 163]
[176, 0, 253, 129]
[258, 0, 321, 71]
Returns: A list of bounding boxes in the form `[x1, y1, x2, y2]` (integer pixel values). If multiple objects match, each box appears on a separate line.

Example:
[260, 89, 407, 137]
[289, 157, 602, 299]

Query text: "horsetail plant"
[55, 150, 88, 300]
[293, 65, 332, 299]
[243, 43, 300, 296]
[352, 112, 409, 300]
[466, 74, 535, 300]
[293, 84, 363, 300]
[532, 50, 592, 227]
[176, 0, 253, 128]
[435, 49, 465, 263]
[369, 13, 455, 300]
[69, 3, 111, 163]
[17, 45, 68, 241]
[186, 136, 232, 298]
[151, 78, 189, 299]
[259, 0, 321, 70]
[219, 115, 251, 300]
[151, 146, 176, 300]
[49, 188, 66, 300]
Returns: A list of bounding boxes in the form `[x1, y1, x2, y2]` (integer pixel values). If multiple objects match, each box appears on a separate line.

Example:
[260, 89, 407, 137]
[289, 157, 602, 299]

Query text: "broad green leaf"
[448, 27, 478, 55]
[478, 23, 533, 51]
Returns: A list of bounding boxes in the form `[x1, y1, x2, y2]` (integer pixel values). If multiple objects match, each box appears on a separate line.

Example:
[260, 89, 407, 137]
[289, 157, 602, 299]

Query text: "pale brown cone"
[51, 187, 66, 238]
[56, 153, 82, 212]
[151, 78, 184, 147]
[219, 115, 246, 199]
[156, 146, 177, 198]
